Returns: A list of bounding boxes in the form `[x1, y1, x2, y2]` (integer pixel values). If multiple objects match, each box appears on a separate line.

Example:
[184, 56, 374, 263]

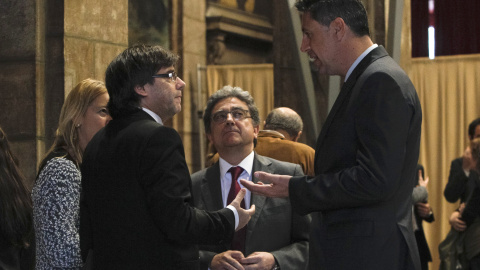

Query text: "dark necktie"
[227, 166, 246, 253]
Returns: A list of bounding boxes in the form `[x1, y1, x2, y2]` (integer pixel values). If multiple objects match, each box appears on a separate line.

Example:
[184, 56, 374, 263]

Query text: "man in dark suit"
[80, 45, 254, 269]
[191, 86, 310, 270]
[241, 1, 422, 269]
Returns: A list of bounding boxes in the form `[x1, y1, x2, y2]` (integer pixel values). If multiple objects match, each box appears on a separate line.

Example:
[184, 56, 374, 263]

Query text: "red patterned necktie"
[227, 166, 246, 253]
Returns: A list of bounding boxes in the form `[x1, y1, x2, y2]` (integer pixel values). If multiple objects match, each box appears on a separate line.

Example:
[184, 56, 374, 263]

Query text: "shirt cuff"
[464, 169, 471, 177]
[226, 205, 239, 230]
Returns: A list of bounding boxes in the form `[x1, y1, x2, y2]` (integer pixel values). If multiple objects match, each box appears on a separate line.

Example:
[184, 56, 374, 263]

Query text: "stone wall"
[64, 0, 128, 93]
[0, 0, 129, 183]
[0, 0, 42, 183]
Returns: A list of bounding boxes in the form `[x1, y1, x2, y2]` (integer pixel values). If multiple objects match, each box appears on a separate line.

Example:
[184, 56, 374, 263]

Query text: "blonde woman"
[32, 79, 111, 269]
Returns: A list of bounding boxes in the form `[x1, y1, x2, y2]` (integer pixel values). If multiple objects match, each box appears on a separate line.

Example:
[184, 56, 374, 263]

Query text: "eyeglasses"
[152, 71, 177, 83]
[212, 108, 251, 123]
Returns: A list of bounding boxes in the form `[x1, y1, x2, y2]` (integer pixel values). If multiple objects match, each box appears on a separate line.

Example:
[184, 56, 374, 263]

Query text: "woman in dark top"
[32, 79, 111, 269]
[0, 127, 34, 270]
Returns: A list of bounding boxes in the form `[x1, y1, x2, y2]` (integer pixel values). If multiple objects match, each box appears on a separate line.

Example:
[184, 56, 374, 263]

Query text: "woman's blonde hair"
[39, 79, 107, 170]
[471, 137, 480, 173]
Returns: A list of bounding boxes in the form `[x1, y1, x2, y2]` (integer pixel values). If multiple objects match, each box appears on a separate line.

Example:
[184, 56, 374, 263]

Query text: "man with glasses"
[80, 45, 255, 269]
[191, 86, 310, 270]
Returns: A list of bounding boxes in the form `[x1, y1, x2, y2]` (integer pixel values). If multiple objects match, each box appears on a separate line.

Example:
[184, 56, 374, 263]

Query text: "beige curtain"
[401, 1, 480, 269]
[206, 64, 274, 123]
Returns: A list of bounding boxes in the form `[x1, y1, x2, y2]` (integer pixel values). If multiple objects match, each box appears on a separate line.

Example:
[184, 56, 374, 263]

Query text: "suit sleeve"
[139, 127, 235, 244]
[289, 72, 418, 213]
[444, 159, 469, 203]
[461, 184, 480, 226]
[270, 164, 311, 270]
[412, 186, 428, 204]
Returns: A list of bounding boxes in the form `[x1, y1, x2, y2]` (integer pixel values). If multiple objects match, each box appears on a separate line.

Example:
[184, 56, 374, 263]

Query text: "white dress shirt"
[345, 43, 378, 82]
[218, 151, 255, 209]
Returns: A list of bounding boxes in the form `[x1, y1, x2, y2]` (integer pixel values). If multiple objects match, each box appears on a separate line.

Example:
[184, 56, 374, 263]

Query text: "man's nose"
[225, 113, 235, 124]
[176, 77, 186, 90]
[300, 35, 309, 52]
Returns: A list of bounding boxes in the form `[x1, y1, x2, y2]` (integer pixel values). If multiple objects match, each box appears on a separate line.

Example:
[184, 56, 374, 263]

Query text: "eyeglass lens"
[212, 109, 248, 123]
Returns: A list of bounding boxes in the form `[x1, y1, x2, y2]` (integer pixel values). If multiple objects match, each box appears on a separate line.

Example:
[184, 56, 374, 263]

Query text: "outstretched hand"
[229, 189, 255, 231]
[240, 171, 290, 198]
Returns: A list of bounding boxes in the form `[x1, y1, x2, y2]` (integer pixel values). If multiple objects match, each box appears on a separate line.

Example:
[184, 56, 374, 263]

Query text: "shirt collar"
[219, 151, 255, 179]
[345, 44, 378, 82]
[142, 107, 163, 125]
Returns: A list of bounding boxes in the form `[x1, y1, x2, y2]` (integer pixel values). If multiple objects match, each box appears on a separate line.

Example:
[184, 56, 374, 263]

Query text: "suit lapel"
[246, 154, 271, 243]
[201, 163, 224, 210]
[314, 46, 389, 163]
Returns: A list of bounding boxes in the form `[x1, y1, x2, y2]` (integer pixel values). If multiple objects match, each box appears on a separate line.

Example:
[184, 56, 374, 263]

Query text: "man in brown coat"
[255, 107, 315, 177]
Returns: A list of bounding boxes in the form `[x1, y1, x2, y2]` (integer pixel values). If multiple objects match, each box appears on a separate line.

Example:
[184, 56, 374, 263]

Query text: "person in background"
[80, 45, 254, 269]
[256, 107, 315, 177]
[444, 118, 480, 232]
[191, 87, 310, 270]
[412, 164, 434, 270]
[0, 127, 35, 270]
[458, 137, 480, 269]
[241, 0, 422, 269]
[32, 79, 111, 269]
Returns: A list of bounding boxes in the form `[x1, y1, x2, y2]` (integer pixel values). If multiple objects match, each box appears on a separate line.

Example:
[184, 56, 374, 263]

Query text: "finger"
[227, 259, 245, 270]
[239, 255, 260, 264]
[247, 204, 256, 217]
[253, 171, 275, 182]
[230, 251, 245, 261]
[231, 189, 246, 206]
[243, 264, 260, 270]
[240, 179, 268, 195]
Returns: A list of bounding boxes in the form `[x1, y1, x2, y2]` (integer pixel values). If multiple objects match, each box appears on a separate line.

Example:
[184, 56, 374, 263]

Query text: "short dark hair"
[203, 86, 260, 134]
[295, 0, 370, 37]
[105, 44, 179, 118]
[265, 108, 303, 138]
[468, 118, 480, 140]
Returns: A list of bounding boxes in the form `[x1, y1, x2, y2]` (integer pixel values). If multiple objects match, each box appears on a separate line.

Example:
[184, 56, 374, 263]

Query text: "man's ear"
[206, 132, 213, 144]
[331, 17, 346, 40]
[134, 85, 147, 97]
[253, 125, 260, 139]
[292, 131, 302, 142]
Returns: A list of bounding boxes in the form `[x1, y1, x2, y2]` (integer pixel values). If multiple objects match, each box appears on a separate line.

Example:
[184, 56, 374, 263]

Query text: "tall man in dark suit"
[80, 45, 254, 269]
[191, 86, 310, 270]
[241, 1, 422, 269]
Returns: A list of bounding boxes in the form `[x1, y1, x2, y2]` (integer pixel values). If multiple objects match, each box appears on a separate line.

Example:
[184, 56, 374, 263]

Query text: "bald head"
[264, 107, 303, 141]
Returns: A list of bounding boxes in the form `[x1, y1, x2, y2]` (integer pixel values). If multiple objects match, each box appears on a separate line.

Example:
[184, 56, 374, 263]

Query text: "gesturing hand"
[240, 171, 290, 198]
[229, 189, 255, 231]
